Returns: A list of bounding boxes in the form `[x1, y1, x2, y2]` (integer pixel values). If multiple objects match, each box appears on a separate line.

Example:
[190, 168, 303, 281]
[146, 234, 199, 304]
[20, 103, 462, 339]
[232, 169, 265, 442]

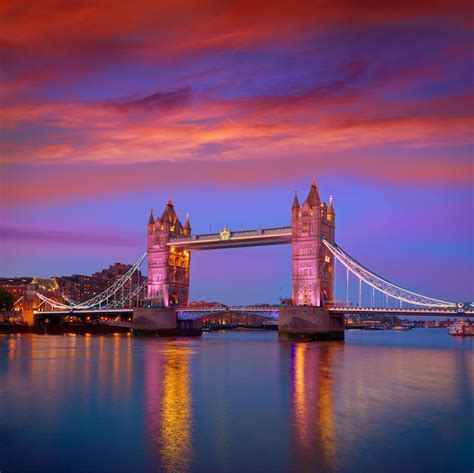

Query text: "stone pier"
[278, 306, 344, 341]
[132, 307, 202, 336]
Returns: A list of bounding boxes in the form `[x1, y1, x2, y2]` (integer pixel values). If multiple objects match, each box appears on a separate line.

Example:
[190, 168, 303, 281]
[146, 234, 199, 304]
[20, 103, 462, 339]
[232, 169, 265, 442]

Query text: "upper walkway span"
[169, 226, 292, 250]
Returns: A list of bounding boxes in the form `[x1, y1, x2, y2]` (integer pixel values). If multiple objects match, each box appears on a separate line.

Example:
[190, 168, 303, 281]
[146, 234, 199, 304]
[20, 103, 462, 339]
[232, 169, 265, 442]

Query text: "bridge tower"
[147, 201, 191, 307]
[291, 180, 335, 306]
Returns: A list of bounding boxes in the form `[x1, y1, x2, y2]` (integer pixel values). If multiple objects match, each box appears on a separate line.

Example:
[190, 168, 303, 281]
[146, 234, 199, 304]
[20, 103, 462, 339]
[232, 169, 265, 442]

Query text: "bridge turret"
[147, 199, 190, 307]
[184, 212, 191, 236]
[320, 194, 335, 303]
[291, 191, 300, 222]
[161, 199, 183, 235]
[327, 195, 335, 223]
[147, 209, 155, 248]
[304, 179, 321, 208]
[148, 208, 155, 226]
[291, 181, 322, 306]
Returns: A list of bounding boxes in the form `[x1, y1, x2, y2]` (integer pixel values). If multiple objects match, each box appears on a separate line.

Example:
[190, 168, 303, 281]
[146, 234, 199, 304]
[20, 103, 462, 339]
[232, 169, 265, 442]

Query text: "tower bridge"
[32, 180, 473, 338]
[147, 180, 335, 308]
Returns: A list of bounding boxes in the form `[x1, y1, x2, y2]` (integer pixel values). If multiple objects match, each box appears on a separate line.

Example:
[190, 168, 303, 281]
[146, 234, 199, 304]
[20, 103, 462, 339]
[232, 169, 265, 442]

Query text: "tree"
[0, 287, 14, 313]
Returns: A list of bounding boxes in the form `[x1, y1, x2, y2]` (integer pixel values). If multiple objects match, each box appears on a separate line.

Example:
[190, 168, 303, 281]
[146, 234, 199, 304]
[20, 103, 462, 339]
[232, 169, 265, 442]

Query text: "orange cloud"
[1, 87, 472, 166]
[0, 0, 471, 88]
[0, 0, 472, 204]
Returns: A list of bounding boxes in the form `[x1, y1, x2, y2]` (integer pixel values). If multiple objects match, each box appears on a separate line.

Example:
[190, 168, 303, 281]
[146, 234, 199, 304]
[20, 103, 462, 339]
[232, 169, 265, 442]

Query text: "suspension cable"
[322, 238, 455, 308]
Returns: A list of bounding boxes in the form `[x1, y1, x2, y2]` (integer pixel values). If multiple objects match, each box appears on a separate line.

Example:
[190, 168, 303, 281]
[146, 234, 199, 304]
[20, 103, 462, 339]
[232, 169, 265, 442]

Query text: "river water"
[0, 329, 472, 473]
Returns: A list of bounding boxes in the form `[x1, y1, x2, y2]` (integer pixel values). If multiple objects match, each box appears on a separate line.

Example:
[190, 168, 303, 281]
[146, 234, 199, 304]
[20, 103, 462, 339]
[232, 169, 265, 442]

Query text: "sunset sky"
[0, 1, 472, 303]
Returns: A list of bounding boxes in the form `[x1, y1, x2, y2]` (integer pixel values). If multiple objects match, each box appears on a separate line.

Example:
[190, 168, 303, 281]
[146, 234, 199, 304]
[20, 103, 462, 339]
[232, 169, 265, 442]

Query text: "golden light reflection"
[291, 343, 337, 471]
[83, 332, 91, 396]
[145, 341, 193, 471]
[293, 343, 309, 448]
[317, 347, 336, 463]
[123, 334, 133, 399]
[29, 335, 60, 393]
[7, 336, 18, 360]
[112, 333, 121, 396]
[159, 342, 193, 472]
[98, 335, 106, 397]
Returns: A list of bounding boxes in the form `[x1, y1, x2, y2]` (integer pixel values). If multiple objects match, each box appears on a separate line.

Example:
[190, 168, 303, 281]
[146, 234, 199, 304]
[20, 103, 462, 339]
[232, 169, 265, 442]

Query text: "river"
[0, 329, 472, 472]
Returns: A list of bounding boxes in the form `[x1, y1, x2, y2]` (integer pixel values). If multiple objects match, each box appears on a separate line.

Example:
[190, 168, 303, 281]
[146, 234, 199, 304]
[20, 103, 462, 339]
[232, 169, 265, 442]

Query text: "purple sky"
[0, 1, 472, 304]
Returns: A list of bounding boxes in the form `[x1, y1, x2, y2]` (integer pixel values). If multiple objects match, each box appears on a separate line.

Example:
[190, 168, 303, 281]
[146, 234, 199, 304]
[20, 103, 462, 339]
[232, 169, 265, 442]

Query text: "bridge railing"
[169, 226, 292, 244]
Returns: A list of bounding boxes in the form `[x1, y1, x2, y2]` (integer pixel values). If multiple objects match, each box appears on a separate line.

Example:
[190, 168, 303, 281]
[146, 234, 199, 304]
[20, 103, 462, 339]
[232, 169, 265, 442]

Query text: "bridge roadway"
[35, 305, 474, 320]
[176, 305, 474, 320]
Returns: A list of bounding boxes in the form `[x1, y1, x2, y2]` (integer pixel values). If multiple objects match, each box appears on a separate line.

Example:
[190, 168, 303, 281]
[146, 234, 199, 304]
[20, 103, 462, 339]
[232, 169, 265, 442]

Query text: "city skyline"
[0, 1, 472, 304]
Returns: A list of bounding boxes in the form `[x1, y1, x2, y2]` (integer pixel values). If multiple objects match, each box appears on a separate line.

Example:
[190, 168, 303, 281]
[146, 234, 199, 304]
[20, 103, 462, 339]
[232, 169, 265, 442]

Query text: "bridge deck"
[36, 306, 473, 318]
[169, 226, 292, 250]
[176, 305, 472, 320]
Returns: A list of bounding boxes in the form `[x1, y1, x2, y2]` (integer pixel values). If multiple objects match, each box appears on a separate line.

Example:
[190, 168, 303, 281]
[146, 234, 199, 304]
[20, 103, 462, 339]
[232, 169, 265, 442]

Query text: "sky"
[0, 0, 473, 304]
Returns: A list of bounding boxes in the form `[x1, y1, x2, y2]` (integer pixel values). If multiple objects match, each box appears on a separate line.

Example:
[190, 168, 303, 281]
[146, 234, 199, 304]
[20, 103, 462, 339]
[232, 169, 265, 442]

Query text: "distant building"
[0, 277, 32, 305]
[54, 274, 109, 304]
[55, 263, 144, 303]
[92, 263, 134, 282]
[0, 263, 145, 311]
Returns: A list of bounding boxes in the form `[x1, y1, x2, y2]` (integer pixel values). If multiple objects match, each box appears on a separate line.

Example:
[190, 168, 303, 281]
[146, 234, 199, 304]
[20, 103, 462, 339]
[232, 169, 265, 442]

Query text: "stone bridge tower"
[147, 200, 191, 307]
[291, 180, 335, 306]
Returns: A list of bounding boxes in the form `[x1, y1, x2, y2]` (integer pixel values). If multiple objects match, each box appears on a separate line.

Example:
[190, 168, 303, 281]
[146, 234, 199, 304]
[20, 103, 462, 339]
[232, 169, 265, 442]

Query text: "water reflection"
[3, 334, 133, 407]
[1, 331, 472, 473]
[145, 340, 193, 472]
[291, 342, 340, 472]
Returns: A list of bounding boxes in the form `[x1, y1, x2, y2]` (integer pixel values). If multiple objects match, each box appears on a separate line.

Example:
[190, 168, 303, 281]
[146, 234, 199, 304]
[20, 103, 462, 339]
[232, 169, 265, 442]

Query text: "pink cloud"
[0, 0, 472, 204]
[0, 224, 141, 247]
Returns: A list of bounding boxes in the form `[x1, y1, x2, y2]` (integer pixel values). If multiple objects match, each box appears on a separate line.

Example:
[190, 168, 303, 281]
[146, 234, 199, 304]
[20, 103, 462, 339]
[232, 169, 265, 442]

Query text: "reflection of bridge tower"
[291, 180, 335, 306]
[291, 342, 338, 469]
[144, 341, 193, 472]
[147, 200, 191, 307]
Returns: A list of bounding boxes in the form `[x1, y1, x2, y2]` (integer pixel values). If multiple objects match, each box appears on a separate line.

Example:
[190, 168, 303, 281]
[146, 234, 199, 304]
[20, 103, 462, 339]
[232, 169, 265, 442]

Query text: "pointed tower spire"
[148, 208, 155, 225]
[304, 179, 321, 208]
[327, 195, 335, 222]
[328, 195, 335, 212]
[184, 212, 191, 235]
[292, 191, 300, 210]
[161, 199, 179, 224]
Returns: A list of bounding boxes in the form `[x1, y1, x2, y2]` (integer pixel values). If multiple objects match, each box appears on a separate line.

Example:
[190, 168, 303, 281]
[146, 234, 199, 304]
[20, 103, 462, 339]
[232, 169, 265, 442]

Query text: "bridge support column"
[22, 283, 39, 326]
[132, 307, 201, 336]
[278, 306, 344, 341]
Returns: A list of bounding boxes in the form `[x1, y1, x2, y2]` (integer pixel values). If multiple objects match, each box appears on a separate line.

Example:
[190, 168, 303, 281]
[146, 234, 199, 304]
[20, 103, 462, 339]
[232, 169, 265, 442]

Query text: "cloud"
[1, 151, 472, 207]
[0, 0, 471, 89]
[104, 87, 192, 113]
[0, 225, 141, 247]
[0, 0, 472, 201]
[0, 86, 472, 168]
